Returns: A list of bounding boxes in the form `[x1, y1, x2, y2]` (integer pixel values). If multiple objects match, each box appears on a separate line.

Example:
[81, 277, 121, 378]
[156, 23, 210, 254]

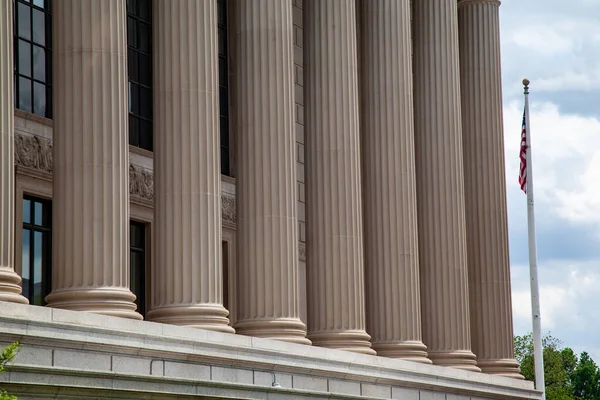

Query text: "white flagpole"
[523, 78, 545, 399]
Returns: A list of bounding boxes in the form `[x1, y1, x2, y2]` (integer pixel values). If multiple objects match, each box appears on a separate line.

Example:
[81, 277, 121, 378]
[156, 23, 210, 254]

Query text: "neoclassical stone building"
[0, 0, 540, 399]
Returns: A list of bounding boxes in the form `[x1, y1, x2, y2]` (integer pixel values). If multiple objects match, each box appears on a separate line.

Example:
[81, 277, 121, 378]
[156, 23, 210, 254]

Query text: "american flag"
[519, 109, 528, 193]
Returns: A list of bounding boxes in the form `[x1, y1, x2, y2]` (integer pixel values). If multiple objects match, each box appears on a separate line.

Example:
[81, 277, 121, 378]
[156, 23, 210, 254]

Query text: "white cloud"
[503, 101, 600, 228]
[508, 25, 574, 56]
[511, 260, 600, 360]
[535, 70, 600, 92]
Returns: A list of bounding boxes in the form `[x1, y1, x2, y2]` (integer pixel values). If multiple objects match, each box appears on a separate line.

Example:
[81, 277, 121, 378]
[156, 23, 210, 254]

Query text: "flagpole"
[523, 78, 545, 399]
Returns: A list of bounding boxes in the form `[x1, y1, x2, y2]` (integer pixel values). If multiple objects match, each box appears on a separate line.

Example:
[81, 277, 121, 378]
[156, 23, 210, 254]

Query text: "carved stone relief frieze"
[129, 164, 154, 202]
[221, 193, 236, 224]
[14, 133, 53, 173]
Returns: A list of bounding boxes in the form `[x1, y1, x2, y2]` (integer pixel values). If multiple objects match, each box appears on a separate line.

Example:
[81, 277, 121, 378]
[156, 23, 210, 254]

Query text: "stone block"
[329, 379, 361, 396]
[293, 375, 328, 392]
[420, 390, 446, 400]
[112, 356, 151, 375]
[392, 386, 419, 400]
[164, 361, 211, 380]
[53, 349, 111, 371]
[296, 104, 304, 125]
[293, 5, 303, 28]
[212, 366, 253, 384]
[362, 383, 392, 399]
[151, 359, 164, 376]
[298, 182, 305, 202]
[294, 44, 303, 66]
[13, 345, 53, 367]
[296, 122, 304, 143]
[297, 142, 305, 164]
[295, 83, 304, 105]
[446, 395, 470, 400]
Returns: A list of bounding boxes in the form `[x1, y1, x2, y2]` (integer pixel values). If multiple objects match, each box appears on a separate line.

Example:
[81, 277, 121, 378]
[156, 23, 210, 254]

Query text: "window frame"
[13, 0, 53, 118]
[21, 194, 52, 306]
[129, 219, 147, 317]
[218, 0, 231, 176]
[126, 0, 153, 151]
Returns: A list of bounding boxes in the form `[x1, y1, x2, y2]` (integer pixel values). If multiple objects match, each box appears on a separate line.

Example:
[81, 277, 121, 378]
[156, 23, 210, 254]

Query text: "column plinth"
[458, 0, 523, 379]
[148, 0, 233, 332]
[0, 0, 27, 304]
[412, 0, 479, 370]
[230, 0, 309, 344]
[304, 0, 374, 355]
[47, 0, 140, 319]
[358, 0, 429, 363]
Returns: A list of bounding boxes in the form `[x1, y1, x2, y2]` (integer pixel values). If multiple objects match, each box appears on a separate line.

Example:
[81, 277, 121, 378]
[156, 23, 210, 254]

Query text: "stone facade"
[0, 0, 537, 399]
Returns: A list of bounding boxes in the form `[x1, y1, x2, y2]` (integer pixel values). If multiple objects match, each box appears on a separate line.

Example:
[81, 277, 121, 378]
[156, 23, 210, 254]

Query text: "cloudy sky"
[499, 1, 600, 359]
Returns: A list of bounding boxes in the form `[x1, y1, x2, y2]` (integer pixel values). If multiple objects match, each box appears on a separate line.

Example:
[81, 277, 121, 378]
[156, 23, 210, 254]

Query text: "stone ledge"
[0, 303, 539, 400]
[1, 365, 387, 400]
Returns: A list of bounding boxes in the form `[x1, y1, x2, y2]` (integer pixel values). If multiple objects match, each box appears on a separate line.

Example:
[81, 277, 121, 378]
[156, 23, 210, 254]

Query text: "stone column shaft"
[358, 0, 428, 362]
[304, 0, 374, 355]
[0, 0, 27, 304]
[148, 0, 233, 332]
[458, 0, 523, 378]
[230, 0, 309, 344]
[47, 0, 140, 319]
[412, 0, 479, 370]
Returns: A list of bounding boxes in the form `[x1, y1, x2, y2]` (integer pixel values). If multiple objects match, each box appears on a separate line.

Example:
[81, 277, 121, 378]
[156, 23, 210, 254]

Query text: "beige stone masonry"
[458, 0, 523, 378]
[358, 0, 429, 363]
[148, 0, 233, 332]
[412, 0, 479, 370]
[304, 0, 374, 355]
[46, 0, 140, 319]
[0, 0, 27, 304]
[229, 0, 309, 344]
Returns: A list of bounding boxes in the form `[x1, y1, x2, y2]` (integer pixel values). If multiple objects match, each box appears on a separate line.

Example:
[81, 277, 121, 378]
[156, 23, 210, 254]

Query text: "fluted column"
[147, 0, 233, 332]
[0, 0, 27, 304]
[358, 0, 428, 362]
[47, 0, 140, 319]
[230, 0, 309, 344]
[304, 0, 374, 355]
[458, 0, 523, 378]
[412, 0, 479, 370]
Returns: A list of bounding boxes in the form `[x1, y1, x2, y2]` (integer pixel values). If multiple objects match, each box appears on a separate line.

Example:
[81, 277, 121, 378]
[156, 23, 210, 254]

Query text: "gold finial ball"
[522, 78, 530, 87]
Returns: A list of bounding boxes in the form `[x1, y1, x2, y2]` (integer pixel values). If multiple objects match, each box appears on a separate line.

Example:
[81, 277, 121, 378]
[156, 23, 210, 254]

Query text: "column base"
[477, 358, 524, 379]
[372, 340, 432, 363]
[46, 287, 142, 320]
[147, 304, 235, 333]
[427, 350, 481, 372]
[235, 318, 311, 345]
[308, 330, 376, 355]
[0, 267, 28, 304]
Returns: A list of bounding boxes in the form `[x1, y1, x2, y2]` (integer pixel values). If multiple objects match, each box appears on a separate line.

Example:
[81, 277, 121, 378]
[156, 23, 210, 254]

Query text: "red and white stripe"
[519, 110, 527, 193]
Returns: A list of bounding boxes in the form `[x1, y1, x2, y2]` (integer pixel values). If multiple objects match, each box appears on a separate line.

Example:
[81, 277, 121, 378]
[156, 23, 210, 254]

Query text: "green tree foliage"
[572, 352, 600, 400]
[515, 333, 600, 400]
[0, 342, 19, 400]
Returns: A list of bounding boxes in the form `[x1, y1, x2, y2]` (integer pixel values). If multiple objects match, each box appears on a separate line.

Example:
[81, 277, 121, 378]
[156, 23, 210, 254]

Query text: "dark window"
[13, 0, 52, 118]
[130, 221, 147, 317]
[127, 0, 153, 151]
[222, 241, 229, 312]
[218, 0, 230, 176]
[22, 195, 52, 306]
